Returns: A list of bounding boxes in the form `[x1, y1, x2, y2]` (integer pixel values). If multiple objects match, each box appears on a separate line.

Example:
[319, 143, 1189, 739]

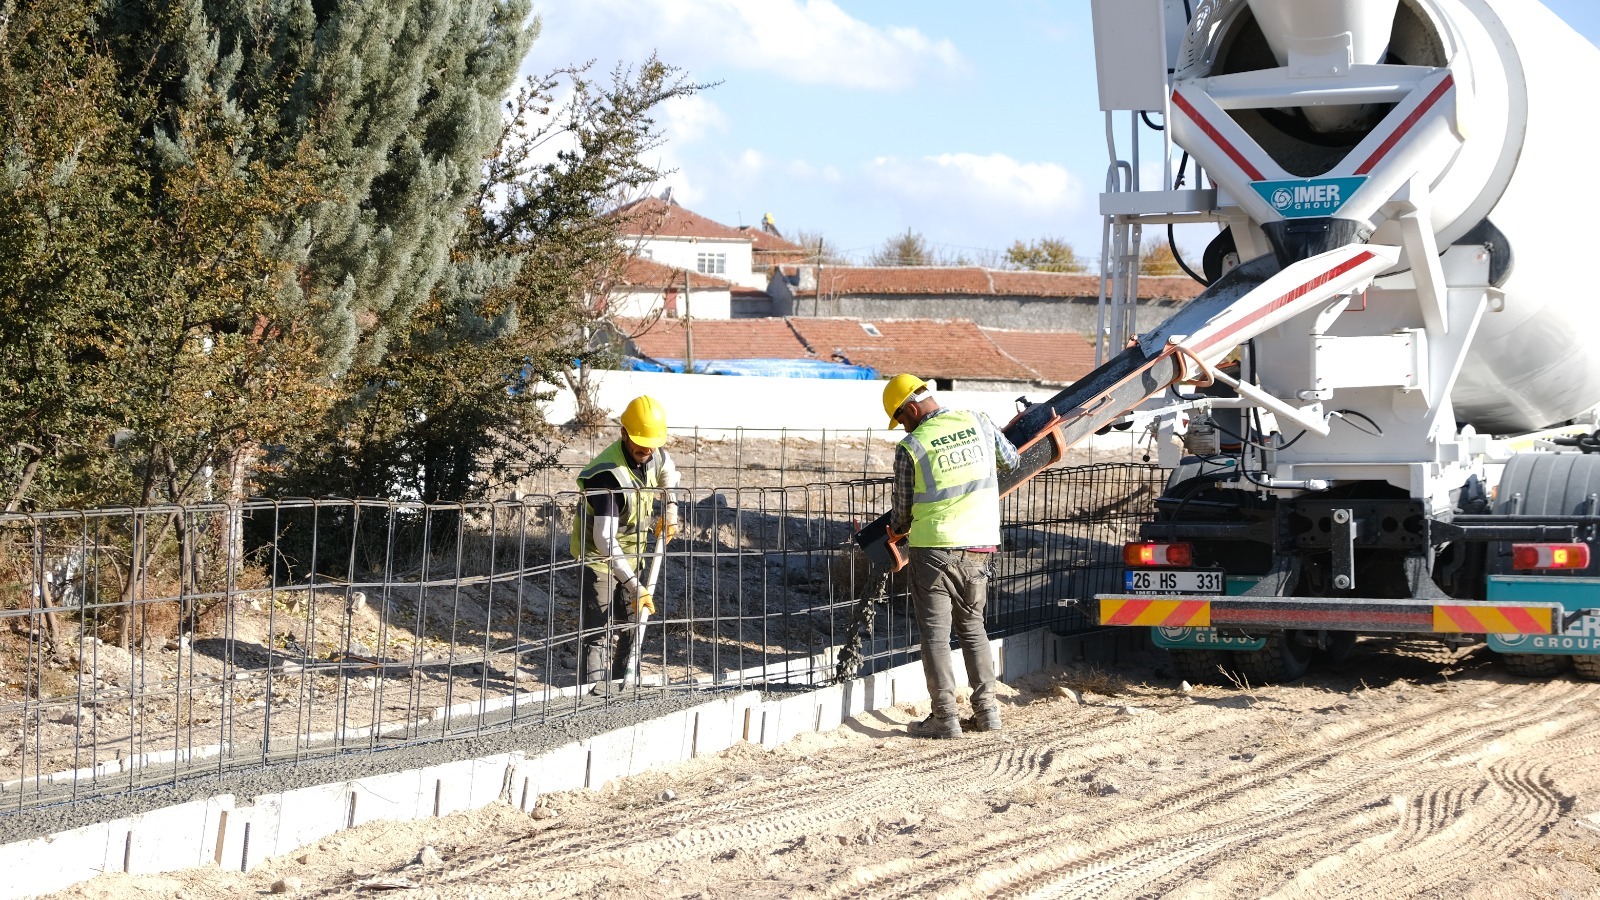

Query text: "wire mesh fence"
[0, 462, 1164, 813]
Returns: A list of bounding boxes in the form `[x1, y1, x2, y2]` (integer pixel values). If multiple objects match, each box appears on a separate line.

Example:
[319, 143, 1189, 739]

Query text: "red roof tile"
[620, 317, 809, 361]
[980, 327, 1099, 386]
[611, 197, 751, 242]
[617, 315, 1098, 384]
[738, 226, 808, 254]
[618, 256, 734, 290]
[795, 266, 1202, 301]
[788, 318, 1036, 382]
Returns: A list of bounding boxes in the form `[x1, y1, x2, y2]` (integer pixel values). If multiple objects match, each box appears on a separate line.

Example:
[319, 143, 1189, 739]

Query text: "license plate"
[1124, 569, 1225, 594]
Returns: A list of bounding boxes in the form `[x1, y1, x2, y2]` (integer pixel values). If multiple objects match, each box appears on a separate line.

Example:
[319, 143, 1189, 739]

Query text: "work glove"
[653, 517, 680, 544]
[655, 506, 681, 543]
[633, 589, 655, 617]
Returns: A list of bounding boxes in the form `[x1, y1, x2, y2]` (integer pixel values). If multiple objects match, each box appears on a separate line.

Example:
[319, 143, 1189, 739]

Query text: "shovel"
[623, 517, 667, 687]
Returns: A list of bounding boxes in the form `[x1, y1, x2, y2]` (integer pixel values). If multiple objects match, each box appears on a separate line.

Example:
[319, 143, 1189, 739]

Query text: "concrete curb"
[0, 627, 1117, 899]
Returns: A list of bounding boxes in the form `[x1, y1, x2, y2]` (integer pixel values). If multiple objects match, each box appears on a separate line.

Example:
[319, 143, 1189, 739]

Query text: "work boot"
[968, 707, 1003, 733]
[908, 714, 962, 739]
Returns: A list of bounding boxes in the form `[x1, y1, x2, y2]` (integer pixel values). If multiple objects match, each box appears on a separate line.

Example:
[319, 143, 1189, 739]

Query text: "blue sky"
[525, 1, 1600, 267]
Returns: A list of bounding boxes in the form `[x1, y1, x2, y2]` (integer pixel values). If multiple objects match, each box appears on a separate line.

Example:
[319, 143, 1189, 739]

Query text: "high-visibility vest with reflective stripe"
[903, 410, 1001, 548]
[569, 441, 661, 572]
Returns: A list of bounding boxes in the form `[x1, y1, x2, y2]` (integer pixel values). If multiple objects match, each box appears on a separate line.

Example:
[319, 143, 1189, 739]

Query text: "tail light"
[1124, 542, 1194, 567]
[1511, 543, 1590, 571]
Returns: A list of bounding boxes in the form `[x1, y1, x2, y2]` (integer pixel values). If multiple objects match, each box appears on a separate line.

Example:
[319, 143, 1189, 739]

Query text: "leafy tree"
[1139, 242, 1188, 277]
[266, 57, 706, 505]
[1006, 237, 1087, 272]
[0, 0, 172, 511]
[869, 228, 935, 266]
[789, 228, 848, 265]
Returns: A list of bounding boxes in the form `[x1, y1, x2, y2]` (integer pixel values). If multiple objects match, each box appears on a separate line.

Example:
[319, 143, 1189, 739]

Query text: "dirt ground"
[52, 637, 1600, 900]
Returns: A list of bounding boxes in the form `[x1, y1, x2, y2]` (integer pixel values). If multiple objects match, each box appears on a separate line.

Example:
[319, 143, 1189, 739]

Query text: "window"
[696, 252, 726, 275]
[860, 323, 882, 337]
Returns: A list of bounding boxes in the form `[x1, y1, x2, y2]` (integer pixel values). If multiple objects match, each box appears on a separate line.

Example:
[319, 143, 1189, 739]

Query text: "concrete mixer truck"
[850, 0, 1600, 683]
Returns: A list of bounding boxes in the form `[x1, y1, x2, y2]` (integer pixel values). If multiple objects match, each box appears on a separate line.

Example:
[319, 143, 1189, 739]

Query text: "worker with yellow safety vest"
[881, 374, 1020, 738]
[571, 395, 681, 691]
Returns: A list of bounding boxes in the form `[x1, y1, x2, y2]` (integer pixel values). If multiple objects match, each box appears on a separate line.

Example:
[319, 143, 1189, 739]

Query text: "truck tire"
[1167, 649, 1231, 684]
[1318, 632, 1359, 664]
[1493, 453, 1600, 519]
[1499, 652, 1569, 678]
[1230, 633, 1311, 683]
[1572, 656, 1600, 681]
[1494, 453, 1599, 680]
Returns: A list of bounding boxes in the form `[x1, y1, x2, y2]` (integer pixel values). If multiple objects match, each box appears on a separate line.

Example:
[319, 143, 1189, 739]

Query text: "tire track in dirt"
[819, 681, 1586, 899]
[382, 695, 1278, 897]
[403, 706, 1145, 894]
[1038, 684, 1600, 900]
[1298, 713, 1600, 899]
[283, 674, 1592, 900]
[1091, 684, 1600, 900]
[1144, 708, 1597, 899]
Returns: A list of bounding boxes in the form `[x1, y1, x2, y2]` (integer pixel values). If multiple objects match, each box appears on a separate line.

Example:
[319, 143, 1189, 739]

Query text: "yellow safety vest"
[570, 441, 662, 573]
[903, 410, 1001, 548]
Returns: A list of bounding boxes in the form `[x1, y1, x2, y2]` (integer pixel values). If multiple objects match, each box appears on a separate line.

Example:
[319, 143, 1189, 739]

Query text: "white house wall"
[637, 236, 761, 290]
[611, 288, 733, 321]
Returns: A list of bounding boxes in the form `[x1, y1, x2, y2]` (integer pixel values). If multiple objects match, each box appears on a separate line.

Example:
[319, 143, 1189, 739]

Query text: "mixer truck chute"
[851, 0, 1600, 685]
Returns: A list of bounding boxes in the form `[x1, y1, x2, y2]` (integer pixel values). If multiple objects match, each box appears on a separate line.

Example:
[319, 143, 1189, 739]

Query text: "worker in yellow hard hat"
[881, 374, 1020, 738]
[570, 395, 681, 692]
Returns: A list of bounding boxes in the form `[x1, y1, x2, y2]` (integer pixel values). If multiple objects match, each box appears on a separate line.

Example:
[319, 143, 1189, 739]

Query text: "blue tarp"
[624, 357, 879, 380]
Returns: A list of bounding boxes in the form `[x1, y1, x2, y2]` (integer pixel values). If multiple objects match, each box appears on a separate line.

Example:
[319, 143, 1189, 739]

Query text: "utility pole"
[683, 268, 695, 373]
[813, 240, 823, 317]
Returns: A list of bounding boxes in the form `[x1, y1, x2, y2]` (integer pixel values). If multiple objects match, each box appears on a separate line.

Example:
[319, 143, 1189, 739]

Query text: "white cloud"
[736, 149, 768, 174]
[531, 0, 965, 90]
[661, 95, 728, 145]
[851, 153, 1096, 257]
[866, 152, 1087, 214]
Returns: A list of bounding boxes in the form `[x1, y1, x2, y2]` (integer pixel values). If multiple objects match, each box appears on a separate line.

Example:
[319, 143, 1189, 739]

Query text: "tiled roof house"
[606, 255, 736, 320]
[609, 196, 809, 319]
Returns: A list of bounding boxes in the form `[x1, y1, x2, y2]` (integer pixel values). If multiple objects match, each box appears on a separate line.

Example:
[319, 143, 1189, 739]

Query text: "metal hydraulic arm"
[852, 243, 1399, 567]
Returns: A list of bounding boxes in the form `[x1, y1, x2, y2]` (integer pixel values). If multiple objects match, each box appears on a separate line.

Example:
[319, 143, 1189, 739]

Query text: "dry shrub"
[93, 598, 181, 648]
[31, 665, 76, 700]
[1055, 664, 1129, 697]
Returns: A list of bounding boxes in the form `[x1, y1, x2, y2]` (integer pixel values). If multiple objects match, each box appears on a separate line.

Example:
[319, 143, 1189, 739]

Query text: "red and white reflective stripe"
[1124, 542, 1194, 567]
[1511, 543, 1591, 571]
[1171, 90, 1266, 181]
[1190, 252, 1376, 357]
[1353, 74, 1455, 175]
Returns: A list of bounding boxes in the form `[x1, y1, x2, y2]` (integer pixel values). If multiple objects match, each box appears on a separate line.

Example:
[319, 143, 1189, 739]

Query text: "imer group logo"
[1250, 176, 1367, 219]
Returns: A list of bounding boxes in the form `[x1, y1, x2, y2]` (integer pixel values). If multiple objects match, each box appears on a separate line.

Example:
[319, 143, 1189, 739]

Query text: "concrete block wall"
[0, 627, 1101, 899]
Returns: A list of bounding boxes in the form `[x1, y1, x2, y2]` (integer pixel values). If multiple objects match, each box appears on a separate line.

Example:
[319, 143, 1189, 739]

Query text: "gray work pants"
[579, 566, 638, 684]
[908, 546, 998, 719]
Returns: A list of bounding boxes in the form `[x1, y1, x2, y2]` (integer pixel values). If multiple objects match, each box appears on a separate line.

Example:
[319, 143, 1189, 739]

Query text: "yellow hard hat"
[881, 374, 928, 429]
[619, 395, 668, 448]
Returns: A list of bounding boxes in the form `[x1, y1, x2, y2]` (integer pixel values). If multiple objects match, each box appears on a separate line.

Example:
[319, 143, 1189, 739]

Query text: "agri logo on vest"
[905, 411, 1002, 548]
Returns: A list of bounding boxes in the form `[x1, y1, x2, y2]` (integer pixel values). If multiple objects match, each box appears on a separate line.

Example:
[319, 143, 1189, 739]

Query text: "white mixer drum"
[1179, 0, 1600, 433]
